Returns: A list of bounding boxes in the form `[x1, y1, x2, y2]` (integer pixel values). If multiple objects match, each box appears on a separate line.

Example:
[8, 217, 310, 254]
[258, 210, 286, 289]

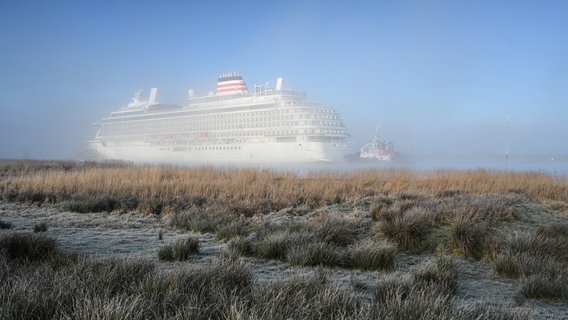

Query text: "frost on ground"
[1, 201, 567, 319]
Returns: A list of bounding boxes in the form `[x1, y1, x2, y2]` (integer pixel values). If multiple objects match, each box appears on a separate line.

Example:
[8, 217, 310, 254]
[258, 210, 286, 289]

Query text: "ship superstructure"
[89, 74, 350, 164]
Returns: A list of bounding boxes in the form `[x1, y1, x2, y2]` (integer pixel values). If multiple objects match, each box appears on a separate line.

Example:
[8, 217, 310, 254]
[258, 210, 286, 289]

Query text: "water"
[263, 154, 568, 177]
[406, 154, 568, 174]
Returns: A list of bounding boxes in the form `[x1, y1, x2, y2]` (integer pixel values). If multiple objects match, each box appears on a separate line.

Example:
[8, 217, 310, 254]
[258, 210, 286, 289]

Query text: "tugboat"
[359, 126, 396, 161]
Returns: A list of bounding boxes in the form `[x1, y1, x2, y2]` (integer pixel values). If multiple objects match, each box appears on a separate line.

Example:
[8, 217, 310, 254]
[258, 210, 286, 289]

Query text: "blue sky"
[1, 0, 567, 159]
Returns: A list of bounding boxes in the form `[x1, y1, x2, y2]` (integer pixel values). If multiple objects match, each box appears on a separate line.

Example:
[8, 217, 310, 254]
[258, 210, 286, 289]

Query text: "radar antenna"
[131, 89, 142, 104]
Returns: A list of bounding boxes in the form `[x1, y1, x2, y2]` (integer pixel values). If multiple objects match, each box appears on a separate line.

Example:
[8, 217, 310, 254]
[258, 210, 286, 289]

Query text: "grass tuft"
[286, 241, 343, 267]
[0, 232, 58, 262]
[216, 219, 252, 241]
[158, 236, 199, 261]
[346, 241, 397, 271]
[309, 217, 366, 247]
[33, 222, 48, 233]
[536, 222, 568, 240]
[450, 219, 487, 259]
[492, 231, 567, 278]
[255, 231, 295, 260]
[253, 271, 365, 319]
[372, 277, 454, 319]
[517, 274, 568, 301]
[0, 219, 12, 229]
[413, 256, 459, 296]
[228, 236, 255, 256]
[377, 207, 433, 250]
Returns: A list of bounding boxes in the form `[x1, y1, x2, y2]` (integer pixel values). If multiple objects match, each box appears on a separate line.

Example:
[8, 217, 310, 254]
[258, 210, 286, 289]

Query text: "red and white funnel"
[216, 73, 248, 95]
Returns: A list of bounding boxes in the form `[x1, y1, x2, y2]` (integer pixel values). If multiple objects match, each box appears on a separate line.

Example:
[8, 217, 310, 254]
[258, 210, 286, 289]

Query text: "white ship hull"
[89, 139, 348, 164]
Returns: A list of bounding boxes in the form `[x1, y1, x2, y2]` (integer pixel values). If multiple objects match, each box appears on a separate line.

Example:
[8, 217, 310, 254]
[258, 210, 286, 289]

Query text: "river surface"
[262, 154, 568, 176]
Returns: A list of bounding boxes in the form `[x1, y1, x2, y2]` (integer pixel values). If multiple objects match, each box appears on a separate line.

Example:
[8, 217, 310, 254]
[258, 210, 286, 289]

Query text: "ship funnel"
[216, 73, 248, 95]
[276, 77, 284, 90]
[148, 88, 158, 105]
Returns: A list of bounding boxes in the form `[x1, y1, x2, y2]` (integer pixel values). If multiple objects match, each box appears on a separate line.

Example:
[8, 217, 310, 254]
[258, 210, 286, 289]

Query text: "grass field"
[1, 159, 567, 319]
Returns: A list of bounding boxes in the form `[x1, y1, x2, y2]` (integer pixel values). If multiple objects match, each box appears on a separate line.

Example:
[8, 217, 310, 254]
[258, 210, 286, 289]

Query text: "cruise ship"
[88, 74, 350, 165]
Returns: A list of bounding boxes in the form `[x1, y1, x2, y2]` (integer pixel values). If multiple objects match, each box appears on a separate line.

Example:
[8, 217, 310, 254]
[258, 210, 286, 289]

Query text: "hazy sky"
[1, 0, 567, 159]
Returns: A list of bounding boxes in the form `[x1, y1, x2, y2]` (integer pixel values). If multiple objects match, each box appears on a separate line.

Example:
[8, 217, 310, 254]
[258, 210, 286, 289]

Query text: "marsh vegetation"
[1, 159, 567, 319]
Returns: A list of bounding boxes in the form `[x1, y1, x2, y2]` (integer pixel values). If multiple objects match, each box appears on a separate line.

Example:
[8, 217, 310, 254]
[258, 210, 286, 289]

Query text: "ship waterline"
[89, 139, 345, 164]
[89, 74, 350, 164]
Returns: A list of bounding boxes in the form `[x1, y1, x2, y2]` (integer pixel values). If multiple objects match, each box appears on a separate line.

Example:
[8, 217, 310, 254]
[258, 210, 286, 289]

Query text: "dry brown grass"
[2, 161, 566, 215]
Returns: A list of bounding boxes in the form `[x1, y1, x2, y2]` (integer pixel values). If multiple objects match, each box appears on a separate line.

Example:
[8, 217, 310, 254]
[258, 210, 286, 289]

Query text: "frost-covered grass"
[0, 233, 530, 320]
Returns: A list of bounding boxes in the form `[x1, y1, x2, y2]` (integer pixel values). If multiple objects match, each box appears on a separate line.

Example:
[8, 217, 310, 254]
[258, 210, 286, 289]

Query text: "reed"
[1, 161, 566, 215]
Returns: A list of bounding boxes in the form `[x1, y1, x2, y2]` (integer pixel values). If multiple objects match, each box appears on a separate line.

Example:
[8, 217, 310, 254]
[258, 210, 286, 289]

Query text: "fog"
[1, 1, 567, 171]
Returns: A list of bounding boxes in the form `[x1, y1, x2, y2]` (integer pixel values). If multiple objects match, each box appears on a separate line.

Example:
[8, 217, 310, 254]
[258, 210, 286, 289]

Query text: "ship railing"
[254, 87, 306, 99]
[188, 93, 252, 104]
